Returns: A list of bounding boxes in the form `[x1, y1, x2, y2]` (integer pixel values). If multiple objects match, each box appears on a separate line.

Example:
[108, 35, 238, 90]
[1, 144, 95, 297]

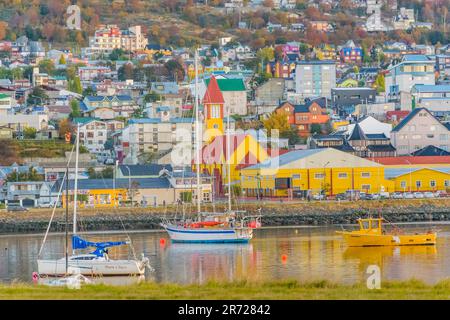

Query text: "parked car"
[7, 205, 28, 212]
[403, 192, 414, 199]
[435, 190, 448, 198]
[335, 193, 347, 201]
[359, 192, 368, 200]
[371, 193, 381, 200]
[38, 202, 55, 208]
[413, 192, 424, 199]
[391, 192, 404, 199]
[379, 192, 390, 199]
[424, 192, 435, 198]
[104, 158, 115, 165]
[312, 193, 326, 200]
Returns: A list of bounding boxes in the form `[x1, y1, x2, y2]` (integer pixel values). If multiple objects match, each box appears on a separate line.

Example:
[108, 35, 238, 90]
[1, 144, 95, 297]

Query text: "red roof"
[386, 110, 410, 120]
[371, 156, 450, 165]
[202, 76, 224, 104]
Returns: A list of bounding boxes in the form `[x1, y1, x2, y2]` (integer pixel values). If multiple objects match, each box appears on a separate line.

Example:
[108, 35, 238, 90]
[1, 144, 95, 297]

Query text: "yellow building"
[239, 148, 395, 197]
[386, 168, 450, 192]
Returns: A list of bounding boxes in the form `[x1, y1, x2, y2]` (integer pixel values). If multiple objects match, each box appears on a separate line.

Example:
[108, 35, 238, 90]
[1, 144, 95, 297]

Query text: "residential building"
[391, 108, 450, 155]
[84, 25, 148, 57]
[385, 55, 435, 102]
[81, 95, 139, 120]
[253, 78, 286, 114]
[339, 40, 363, 64]
[331, 88, 377, 116]
[393, 7, 415, 30]
[295, 60, 336, 99]
[74, 118, 108, 153]
[411, 84, 450, 118]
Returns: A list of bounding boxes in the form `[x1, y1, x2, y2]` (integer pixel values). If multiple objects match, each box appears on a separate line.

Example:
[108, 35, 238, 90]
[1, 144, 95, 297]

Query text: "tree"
[38, 59, 55, 76]
[109, 48, 126, 61]
[263, 111, 291, 137]
[58, 118, 74, 139]
[58, 54, 66, 65]
[6, 167, 44, 182]
[23, 127, 37, 139]
[87, 167, 114, 179]
[68, 76, 82, 94]
[69, 100, 81, 119]
[373, 73, 385, 93]
[310, 124, 322, 135]
[0, 140, 21, 165]
[144, 91, 161, 103]
[27, 87, 49, 105]
[83, 86, 97, 97]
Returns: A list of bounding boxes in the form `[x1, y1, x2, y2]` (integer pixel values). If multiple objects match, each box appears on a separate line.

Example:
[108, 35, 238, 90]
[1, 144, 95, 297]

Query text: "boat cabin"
[357, 218, 384, 235]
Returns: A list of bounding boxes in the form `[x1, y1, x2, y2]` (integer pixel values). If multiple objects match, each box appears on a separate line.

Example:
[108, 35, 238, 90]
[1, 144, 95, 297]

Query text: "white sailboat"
[160, 50, 261, 243]
[37, 125, 150, 277]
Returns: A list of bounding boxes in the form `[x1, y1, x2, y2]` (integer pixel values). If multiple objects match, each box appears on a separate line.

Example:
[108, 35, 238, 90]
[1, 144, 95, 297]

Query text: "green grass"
[16, 140, 88, 158]
[1, 279, 450, 300]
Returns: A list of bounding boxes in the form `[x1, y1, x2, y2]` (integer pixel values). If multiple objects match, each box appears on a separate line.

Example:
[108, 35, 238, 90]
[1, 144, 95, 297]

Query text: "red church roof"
[202, 76, 225, 104]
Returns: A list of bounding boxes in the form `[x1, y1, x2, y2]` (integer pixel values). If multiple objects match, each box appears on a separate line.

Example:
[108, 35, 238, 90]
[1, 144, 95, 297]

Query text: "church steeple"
[203, 76, 224, 141]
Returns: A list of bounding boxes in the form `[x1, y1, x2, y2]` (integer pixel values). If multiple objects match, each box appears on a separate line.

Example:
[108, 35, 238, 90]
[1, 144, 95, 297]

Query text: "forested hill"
[0, 0, 448, 51]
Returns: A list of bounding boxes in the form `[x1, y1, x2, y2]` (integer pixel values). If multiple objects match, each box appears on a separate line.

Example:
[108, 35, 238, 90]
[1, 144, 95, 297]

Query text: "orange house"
[274, 99, 330, 137]
[294, 98, 329, 137]
[274, 101, 295, 125]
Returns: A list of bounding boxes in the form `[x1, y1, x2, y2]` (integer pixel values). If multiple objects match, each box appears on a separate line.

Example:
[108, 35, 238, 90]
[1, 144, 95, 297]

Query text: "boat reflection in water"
[159, 242, 256, 284]
[38, 274, 146, 286]
[343, 245, 438, 282]
[343, 245, 437, 265]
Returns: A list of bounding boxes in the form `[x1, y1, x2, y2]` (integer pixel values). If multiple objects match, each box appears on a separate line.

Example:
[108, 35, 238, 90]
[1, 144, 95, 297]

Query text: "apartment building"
[84, 25, 148, 57]
[295, 60, 336, 99]
[385, 55, 435, 102]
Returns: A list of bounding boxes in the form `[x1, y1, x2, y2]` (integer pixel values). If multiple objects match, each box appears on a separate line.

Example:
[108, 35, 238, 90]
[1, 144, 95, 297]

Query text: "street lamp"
[404, 159, 413, 192]
[321, 161, 330, 200]
[125, 165, 132, 207]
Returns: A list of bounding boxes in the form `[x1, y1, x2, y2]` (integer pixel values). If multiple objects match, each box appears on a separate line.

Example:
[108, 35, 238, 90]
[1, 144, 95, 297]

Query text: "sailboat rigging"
[37, 124, 151, 276]
[160, 49, 261, 243]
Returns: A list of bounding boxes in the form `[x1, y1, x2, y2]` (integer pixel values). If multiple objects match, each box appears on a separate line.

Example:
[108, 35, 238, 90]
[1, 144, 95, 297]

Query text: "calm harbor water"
[1, 224, 449, 285]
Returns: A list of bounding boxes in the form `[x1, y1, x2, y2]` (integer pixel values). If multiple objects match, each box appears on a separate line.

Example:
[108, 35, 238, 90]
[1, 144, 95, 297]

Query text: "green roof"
[0, 93, 11, 99]
[205, 78, 246, 91]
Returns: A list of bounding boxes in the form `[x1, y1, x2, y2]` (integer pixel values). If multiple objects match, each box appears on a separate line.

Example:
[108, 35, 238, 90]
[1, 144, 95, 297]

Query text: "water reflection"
[1, 224, 450, 285]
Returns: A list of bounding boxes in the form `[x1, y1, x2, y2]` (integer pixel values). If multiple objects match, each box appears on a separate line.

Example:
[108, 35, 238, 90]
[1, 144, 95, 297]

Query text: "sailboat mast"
[227, 105, 231, 213]
[65, 166, 69, 275]
[195, 49, 201, 217]
[73, 124, 80, 240]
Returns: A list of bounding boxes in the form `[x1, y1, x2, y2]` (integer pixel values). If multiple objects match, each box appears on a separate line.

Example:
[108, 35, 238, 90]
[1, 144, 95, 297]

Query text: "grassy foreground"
[2, 279, 450, 300]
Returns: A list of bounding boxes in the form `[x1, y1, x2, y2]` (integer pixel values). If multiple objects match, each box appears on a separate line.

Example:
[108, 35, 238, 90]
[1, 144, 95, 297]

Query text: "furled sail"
[72, 235, 128, 257]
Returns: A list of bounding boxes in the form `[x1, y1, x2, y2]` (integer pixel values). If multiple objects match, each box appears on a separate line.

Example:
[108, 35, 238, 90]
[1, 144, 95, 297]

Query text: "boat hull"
[338, 232, 437, 247]
[37, 258, 146, 276]
[162, 224, 253, 243]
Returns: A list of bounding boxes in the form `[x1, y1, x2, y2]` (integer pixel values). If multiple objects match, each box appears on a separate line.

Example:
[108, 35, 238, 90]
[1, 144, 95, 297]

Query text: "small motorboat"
[336, 217, 437, 247]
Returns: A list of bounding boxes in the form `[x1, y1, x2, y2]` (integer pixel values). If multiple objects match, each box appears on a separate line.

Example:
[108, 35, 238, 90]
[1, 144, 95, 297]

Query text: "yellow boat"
[336, 217, 437, 247]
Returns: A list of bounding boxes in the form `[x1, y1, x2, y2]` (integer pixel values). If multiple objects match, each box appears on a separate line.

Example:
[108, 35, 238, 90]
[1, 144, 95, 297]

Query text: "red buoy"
[281, 254, 288, 264]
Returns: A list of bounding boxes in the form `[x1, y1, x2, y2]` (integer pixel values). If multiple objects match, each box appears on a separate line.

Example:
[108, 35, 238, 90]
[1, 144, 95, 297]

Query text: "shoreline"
[0, 198, 449, 234]
[1, 279, 450, 299]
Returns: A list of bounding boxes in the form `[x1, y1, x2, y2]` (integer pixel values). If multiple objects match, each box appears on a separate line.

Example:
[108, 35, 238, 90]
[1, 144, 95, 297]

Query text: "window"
[361, 184, 371, 191]
[400, 181, 406, 188]
[361, 172, 370, 178]
[338, 173, 348, 179]
[292, 174, 301, 179]
[445, 180, 450, 187]
[315, 173, 325, 179]
[430, 180, 436, 188]
[416, 181, 422, 188]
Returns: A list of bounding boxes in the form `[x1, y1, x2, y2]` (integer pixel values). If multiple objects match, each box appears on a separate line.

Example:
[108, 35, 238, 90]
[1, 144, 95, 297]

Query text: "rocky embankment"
[0, 199, 449, 234]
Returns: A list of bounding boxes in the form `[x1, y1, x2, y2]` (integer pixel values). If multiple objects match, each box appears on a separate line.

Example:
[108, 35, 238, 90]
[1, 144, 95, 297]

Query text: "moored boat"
[337, 217, 437, 247]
